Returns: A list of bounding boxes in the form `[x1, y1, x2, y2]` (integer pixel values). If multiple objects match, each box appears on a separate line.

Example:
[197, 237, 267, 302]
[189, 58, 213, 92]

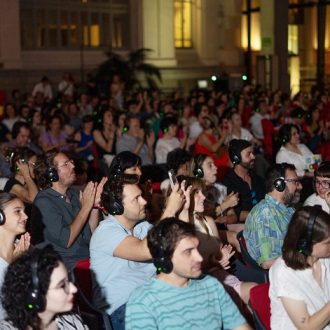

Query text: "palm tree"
[96, 48, 162, 91]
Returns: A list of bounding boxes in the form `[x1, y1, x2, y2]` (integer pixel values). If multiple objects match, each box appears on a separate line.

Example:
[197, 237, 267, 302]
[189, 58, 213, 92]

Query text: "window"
[20, 0, 130, 50]
[288, 24, 298, 55]
[174, 0, 192, 48]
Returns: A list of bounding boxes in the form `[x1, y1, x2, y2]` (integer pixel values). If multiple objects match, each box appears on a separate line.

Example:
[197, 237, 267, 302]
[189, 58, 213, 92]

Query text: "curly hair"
[101, 173, 140, 212]
[147, 217, 196, 261]
[33, 149, 59, 189]
[1, 246, 61, 329]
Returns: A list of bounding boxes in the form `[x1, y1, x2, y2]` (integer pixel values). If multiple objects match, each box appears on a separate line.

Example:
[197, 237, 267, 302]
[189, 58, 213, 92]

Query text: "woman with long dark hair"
[269, 206, 330, 329]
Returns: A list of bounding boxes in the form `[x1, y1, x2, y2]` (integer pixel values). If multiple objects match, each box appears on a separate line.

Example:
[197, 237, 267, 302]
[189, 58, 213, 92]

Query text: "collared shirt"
[223, 168, 265, 219]
[243, 194, 295, 265]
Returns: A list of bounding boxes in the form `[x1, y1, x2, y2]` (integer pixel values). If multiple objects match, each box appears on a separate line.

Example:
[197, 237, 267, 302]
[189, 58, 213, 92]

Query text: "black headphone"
[193, 154, 205, 178]
[297, 205, 322, 256]
[153, 222, 173, 274]
[229, 148, 241, 166]
[0, 208, 6, 226]
[45, 158, 59, 183]
[108, 193, 124, 216]
[273, 164, 287, 192]
[26, 249, 46, 312]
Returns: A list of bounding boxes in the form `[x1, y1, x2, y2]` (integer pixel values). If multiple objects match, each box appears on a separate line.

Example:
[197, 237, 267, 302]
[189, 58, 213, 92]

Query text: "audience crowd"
[0, 73, 329, 329]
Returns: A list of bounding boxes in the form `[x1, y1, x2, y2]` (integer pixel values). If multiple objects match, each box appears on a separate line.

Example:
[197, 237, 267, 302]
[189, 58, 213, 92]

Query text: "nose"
[251, 153, 256, 160]
[194, 250, 203, 263]
[70, 282, 77, 294]
[22, 211, 28, 220]
[141, 197, 147, 206]
[297, 181, 303, 190]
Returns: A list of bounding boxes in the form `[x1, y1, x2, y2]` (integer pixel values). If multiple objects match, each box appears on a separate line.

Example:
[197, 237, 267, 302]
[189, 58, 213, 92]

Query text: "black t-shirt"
[222, 168, 266, 219]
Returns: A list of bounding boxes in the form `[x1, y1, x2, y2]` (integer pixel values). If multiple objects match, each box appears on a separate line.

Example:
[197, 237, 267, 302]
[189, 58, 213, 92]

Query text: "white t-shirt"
[0, 257, 9, 321]
[276, 144, 313, 177]
[155, 137, 180, 164]
[227, 128, 253, 144]
[304, 193, 330, 214]
[269, 257, 330, 330]
[249, 112, 265, 139]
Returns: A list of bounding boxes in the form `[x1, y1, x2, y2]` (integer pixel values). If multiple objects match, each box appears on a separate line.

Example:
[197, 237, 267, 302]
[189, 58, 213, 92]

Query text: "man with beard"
[126, 218, 251, 330]
[243, 163, 302, 269]
[33, 150, 107, 270]
[90, 174, 184, 330]
[223, 139, 265, 222]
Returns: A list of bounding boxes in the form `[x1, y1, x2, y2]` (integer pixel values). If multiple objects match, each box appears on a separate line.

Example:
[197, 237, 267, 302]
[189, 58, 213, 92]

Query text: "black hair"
[12, 122, 31, 140]
[265, 162, 296, 193]
[160, 116, 178, 133]
[282, 206, 330, 270]
[166, 148, 192, 175]
[147, 217, 197, 261]
[1, 246, 62, 330]
[315, 161, 330, 179]
[278, 124, 300, 146]
[9, 147, 36, 174]
[109, 151, 142, 178]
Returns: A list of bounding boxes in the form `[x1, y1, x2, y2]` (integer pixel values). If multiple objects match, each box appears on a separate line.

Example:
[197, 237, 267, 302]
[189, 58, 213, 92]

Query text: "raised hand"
[13, 232, 31, 260]
[80, 181, 97, 210]
[94, 177, 108, 207]
[218, 244, 235, 270]
[162, 182, 185, 218]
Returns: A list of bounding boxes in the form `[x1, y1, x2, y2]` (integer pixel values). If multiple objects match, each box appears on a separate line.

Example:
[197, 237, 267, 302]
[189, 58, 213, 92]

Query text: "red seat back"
[249, 283, 271, 330]
[74, 258, 92, 301]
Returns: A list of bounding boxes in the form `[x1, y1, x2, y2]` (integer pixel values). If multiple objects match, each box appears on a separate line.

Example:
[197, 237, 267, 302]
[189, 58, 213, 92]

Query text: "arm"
[67, 182, 96, 247]
[13, 161, 39, 203]
[93, 130, 114, 153]
[88, 177, 108, 232]
[281, 297, 330, 330]
[198, 134, 224, 153]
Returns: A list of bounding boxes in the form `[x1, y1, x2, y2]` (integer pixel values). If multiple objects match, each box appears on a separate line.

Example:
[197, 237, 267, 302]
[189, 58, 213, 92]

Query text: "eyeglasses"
[285, 178, 301, 185]
[314, 180, 330, 189]
[49, 279, 72, 295]
[58, 159, 74, 168]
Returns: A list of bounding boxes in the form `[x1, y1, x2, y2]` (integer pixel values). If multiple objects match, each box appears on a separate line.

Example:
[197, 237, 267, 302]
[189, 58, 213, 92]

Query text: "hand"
[86, 140, 94, 148]
[13, 232, 31, 260]
[146, 131, 155, 148]
[164, 182, 185, 217]
[182, 181, 192, 210]
[137, 129, 145, 140]
[222, 192, 239, 210]
[218, 244, 235, 270]
[16, 160, 31, 179]
[80, 181, 97, 210]
[94, 177, 108, 207]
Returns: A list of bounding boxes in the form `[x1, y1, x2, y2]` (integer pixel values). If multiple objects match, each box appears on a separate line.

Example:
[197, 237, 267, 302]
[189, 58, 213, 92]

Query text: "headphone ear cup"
[108, 197, 124, 216]
[274, 178, 286, 192]
[296, 239, 310, 256]
[0, 209, 5, 225]
[26, 288, 46, 312]
[193, 167, 204, 178]
[229, 149, 241, 165]
[46, 167, 59, 183]
[153, 256, 173, 274]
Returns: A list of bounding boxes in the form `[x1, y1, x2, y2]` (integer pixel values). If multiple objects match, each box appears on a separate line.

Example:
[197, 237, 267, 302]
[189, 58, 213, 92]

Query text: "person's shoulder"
[0, 320, 17, 329]
[127, 278, 156, 304]
[56, 313, 88, 329]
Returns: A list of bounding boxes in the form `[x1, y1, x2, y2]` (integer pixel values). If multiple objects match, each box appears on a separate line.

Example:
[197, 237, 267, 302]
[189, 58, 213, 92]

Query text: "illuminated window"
[174, 0, 192, 48]
[20, 0, 129, 50]
[288, 25, 298, 55]
[241, 0, 261, 51]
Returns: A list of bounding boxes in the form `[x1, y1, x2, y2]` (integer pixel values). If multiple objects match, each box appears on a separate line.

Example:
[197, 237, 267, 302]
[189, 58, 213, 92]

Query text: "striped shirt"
[125, 275, 246, 330]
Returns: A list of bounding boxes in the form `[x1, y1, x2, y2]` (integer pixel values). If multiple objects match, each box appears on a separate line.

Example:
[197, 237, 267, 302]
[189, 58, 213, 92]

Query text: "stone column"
[141, 0, 177, 67]
[0, 0, 22, 68]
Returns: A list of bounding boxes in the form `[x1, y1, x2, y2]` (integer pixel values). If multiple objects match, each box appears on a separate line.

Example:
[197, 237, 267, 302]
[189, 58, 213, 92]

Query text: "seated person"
[244, 163, 302, 269]
[223, 139, 265, 222]
[160, 148, 192, 193]
[0, 246, 88, 329]
[126, 218, 251, 330]
[304, 161, 330, 213]
[269, 206, 330, 330]
[33, 149, 106, 270]
[90, 174, 184, 330]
